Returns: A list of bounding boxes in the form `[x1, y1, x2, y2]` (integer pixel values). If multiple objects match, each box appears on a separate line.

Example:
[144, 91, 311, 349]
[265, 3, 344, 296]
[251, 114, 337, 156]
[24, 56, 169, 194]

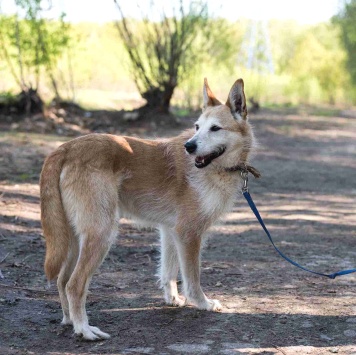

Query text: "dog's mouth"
[195, 146, 226, 168]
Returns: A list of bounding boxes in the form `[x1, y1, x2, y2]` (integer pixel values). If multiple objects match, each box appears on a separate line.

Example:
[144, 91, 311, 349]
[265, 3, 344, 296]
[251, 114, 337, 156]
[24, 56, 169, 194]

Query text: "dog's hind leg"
[57, 238, 79, 325]
[61, 172, 119, 341]
[65, 224, 117, 341]
[159, 226, 185, 307]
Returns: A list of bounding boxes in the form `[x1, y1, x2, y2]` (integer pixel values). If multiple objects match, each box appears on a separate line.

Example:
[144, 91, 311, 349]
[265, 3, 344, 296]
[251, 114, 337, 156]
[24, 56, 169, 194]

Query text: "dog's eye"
[210, 125, 222, 132]
[195, 124, 199, 131]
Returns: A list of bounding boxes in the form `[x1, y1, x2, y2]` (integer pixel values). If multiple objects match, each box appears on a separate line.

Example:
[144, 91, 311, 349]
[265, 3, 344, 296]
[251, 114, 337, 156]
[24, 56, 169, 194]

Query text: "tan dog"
[40, 78, 255, 340]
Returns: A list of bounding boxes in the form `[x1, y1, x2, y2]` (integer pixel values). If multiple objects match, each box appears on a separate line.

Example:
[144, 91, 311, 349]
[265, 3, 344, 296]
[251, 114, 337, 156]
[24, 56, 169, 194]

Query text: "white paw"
[194, 298, 222, 311]
[186, 294, 223, 311]
[166, 294, 186, 307]
[75, 325, 111, 341]
[206, 299, 222, 311]
[88, 326, 111, 340]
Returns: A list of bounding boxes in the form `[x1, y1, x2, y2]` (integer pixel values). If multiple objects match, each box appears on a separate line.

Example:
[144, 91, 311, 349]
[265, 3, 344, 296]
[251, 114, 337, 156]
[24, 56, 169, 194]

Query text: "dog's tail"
[40, 147, 70, 280]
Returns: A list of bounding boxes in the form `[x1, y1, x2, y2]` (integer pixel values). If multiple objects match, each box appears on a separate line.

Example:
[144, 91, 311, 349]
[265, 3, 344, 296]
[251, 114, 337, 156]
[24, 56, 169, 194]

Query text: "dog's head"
[185, 78, 254, 169]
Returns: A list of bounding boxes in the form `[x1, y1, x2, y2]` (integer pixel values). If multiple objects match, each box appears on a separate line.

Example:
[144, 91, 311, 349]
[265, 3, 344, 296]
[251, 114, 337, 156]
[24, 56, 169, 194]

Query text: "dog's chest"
[194, 173, 240, 218]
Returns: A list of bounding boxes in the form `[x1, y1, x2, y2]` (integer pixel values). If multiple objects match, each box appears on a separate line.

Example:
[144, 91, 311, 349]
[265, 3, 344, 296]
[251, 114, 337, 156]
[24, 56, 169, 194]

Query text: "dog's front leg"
[173, 232, 222, 311]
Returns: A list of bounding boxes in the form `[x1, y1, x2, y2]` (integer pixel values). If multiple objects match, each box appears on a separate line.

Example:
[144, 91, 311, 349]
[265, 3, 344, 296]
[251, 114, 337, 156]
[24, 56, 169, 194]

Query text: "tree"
[0, 0, 71, 112]
[114, 0, 231, 117]
[334, 0, 356, 87]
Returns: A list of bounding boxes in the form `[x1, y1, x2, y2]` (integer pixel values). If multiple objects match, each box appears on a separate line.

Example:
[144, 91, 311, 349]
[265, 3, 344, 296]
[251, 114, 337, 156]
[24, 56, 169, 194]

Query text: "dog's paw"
[198, 299, 222, 312]
[75, 325, 110, 341]
[207, 299, 222, 311]
[166, 295, 186, 307]
[187, 296, 222, 311]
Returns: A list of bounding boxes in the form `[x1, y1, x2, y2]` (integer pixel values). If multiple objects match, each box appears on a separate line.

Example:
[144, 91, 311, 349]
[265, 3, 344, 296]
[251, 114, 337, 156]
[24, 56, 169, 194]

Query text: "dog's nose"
[184, 141, 197, 154]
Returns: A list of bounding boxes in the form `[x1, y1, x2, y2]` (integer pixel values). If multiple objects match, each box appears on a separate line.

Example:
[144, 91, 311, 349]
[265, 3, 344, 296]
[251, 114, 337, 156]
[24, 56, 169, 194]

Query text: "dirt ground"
[0, 110, 355, 355]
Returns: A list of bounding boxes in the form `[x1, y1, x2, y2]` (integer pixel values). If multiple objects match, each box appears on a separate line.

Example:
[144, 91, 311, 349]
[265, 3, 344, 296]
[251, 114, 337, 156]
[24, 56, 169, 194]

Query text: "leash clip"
[241, 170, 249, 193]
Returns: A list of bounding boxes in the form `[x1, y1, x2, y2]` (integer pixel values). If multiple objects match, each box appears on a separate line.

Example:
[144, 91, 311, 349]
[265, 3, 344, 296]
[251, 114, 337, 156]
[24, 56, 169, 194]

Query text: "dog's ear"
[226, 78, 247, 120]
[203, 78, 221, 110]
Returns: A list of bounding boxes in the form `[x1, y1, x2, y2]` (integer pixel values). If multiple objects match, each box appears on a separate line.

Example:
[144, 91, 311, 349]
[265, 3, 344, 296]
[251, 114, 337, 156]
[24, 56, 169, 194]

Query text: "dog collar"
[224, 163, 261, 179]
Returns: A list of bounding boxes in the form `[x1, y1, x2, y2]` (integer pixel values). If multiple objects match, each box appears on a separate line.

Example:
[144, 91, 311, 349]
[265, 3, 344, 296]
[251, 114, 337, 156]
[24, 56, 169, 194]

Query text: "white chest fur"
[190, 171, 242, 219]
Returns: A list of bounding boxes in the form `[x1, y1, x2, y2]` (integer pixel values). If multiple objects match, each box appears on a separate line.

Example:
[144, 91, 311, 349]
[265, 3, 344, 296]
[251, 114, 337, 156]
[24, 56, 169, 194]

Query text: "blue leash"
[240, 171, 356, 279]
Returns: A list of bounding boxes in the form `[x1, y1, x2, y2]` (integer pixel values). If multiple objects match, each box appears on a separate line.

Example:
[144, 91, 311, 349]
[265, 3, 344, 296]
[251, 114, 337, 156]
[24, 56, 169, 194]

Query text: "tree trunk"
[141, 84, 175, 114]
[329, 94, 335, 105]
[17, 88, 44, 115]
[50, 74, 61, 101]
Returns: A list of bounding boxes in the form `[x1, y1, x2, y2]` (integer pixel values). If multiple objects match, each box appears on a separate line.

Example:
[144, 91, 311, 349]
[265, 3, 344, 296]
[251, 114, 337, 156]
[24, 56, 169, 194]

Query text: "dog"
[40, 78, 255, 340]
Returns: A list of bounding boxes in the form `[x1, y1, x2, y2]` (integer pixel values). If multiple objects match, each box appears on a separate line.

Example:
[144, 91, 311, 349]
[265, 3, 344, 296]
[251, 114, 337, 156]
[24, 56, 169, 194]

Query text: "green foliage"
[269, 20, 304, 74]
[334, 0, 356, 87]
[0, 91, 17, 104]
[0, 8, 354, 109]
[178, 17, 241, 109]
[285, 24, 348, 103]
[0, 0, 71, 96]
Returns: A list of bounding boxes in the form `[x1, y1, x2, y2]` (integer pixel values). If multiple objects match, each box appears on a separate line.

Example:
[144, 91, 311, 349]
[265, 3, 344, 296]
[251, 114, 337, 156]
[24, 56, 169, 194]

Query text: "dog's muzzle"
[195, 146, 226, 168]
